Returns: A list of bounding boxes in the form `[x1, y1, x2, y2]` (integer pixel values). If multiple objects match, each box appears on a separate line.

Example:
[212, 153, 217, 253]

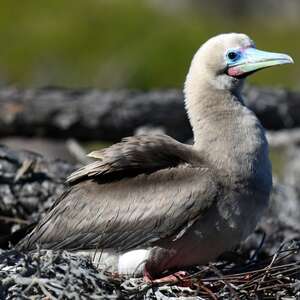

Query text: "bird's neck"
[184, 80, 272, 187]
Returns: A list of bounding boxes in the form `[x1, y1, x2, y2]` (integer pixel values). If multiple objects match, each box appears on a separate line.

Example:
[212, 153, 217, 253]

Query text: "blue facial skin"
[225, 47, 293, 77]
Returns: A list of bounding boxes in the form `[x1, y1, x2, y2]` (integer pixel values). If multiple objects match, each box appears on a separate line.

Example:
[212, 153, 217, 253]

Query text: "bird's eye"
[227, 51, 239, 61]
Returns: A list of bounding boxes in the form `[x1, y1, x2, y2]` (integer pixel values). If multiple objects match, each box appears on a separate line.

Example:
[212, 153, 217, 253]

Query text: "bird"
[18, 33, 293, 281]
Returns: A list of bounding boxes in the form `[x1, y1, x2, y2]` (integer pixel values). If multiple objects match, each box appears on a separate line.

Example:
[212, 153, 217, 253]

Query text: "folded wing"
[19, 135, 219, 251]
[67, 135, 203, 184]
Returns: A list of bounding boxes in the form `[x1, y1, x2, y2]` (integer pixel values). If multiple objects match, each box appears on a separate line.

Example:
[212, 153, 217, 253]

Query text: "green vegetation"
[269, 147, 288, 179]
[0, 0, 299, 89]
[82, 141, 112, 153]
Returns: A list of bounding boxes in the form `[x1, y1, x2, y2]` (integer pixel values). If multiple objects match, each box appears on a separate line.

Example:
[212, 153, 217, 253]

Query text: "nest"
[1, 241, 300, 299]
[1, 146, 300, 299]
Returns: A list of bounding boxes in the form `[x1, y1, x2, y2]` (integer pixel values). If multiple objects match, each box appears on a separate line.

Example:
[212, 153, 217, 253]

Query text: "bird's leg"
[143, 268, 190, 285]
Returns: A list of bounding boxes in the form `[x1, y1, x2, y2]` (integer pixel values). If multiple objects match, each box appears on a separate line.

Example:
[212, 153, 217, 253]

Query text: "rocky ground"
[0, 142, 300, 299]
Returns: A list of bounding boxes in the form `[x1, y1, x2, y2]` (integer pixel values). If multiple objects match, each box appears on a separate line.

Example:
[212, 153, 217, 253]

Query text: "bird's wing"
[19, 166, 220, 251]
[66, 135, 203, 184]
[19, 135, 220, 251]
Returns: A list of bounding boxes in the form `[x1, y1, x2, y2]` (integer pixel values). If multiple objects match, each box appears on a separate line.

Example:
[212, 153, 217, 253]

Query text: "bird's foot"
[144, 270, 191, 286]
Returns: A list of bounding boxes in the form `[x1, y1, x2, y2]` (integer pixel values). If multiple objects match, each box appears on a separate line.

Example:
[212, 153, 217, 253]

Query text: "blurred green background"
[0, 0, 299, 90]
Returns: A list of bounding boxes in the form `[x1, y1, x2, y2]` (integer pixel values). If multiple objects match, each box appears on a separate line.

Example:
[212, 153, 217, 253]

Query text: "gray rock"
[0, 86, 299, 142]
[243, 86, 300, 130]
[284, 146, 300, 186]
[0, 137, 79, 163]
[0, 249, 119, 299]
[0, 145, 75, 237]
[283, 146, 300, 209]
[267, 129, 300, 148]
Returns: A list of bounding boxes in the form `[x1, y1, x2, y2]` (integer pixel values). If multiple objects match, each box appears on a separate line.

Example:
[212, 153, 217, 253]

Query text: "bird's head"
[186, 33, 293, 92]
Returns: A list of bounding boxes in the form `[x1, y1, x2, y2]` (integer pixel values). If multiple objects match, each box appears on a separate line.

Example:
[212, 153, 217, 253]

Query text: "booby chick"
[18, 33, 293, 280]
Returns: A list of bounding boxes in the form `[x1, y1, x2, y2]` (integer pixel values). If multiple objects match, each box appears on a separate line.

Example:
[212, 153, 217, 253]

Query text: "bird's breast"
[145, 186, 270, 275]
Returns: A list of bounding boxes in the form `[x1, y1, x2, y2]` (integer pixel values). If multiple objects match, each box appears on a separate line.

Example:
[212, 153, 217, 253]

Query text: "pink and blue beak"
[226, 47, 294, 78]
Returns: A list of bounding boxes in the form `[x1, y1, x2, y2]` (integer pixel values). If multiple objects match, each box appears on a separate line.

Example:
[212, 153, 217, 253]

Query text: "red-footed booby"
[18, 33, 293, 281]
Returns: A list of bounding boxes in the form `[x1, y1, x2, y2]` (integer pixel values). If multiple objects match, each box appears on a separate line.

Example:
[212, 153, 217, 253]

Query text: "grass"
[0, 0, 299, 90]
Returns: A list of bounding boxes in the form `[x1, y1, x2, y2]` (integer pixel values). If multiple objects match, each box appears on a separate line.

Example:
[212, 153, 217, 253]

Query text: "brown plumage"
[20, 135, 216, 252]
[18, 33, 293, 278]
[67, 135, 204, 184]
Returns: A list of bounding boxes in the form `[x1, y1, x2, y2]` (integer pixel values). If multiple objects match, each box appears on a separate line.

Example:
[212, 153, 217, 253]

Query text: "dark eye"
[227, 51, 239, 61]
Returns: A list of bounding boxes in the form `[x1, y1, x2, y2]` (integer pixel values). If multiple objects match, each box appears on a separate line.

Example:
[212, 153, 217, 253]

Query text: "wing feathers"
[66, 135, 203, 184]
[19, 135, 218, 252]
[20, 167, 219, 251]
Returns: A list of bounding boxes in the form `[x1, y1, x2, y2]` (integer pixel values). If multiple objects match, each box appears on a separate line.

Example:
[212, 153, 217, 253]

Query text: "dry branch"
[0, 86, 299, 142]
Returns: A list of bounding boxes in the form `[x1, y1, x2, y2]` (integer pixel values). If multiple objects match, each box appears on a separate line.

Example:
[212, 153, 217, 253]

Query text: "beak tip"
[285, 54, 294, 64]
[277, 53, 294, 65]
[277, 54, 294, 66]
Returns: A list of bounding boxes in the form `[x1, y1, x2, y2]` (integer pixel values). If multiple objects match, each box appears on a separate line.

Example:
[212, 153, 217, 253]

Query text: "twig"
[208, 263, 240, 299]
[0, 215, 31, 225]
[14, 159, 35, 182]
[197, 281, 218, 300]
